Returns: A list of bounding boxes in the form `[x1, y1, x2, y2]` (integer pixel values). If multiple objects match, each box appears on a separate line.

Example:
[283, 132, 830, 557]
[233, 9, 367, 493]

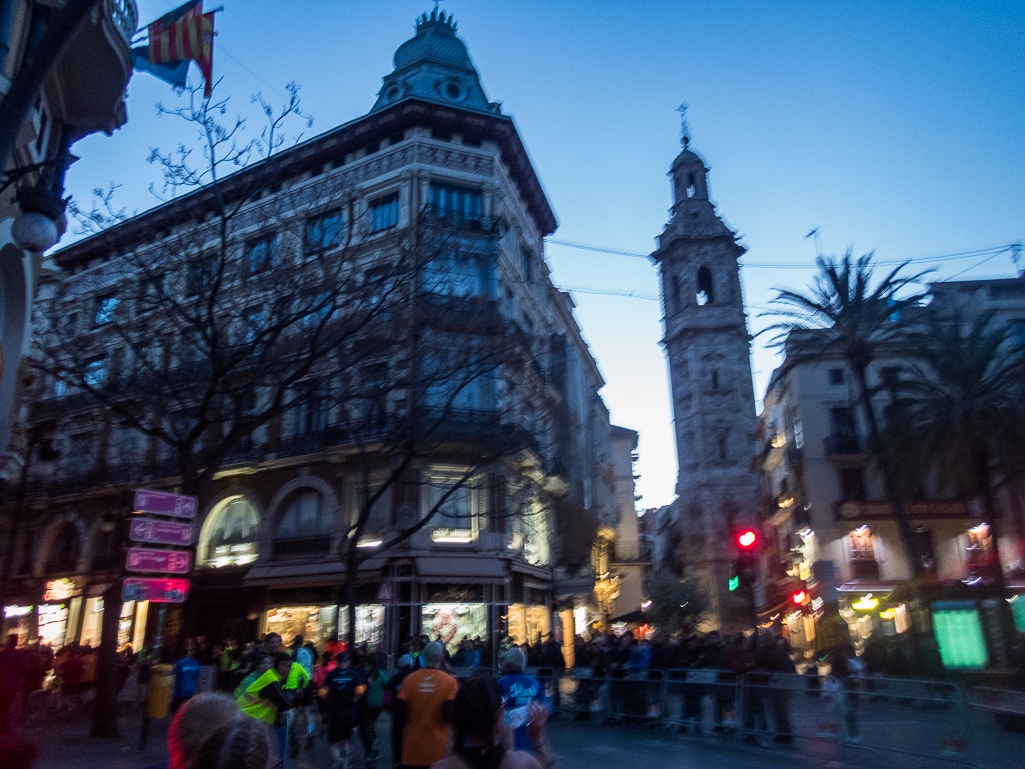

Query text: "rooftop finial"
[677, 102, 690, 148]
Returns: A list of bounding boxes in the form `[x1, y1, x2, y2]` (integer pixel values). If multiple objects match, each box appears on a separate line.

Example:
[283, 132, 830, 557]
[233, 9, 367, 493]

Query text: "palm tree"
[765, 250, 930, 577]
[887, 311, 1025, 589]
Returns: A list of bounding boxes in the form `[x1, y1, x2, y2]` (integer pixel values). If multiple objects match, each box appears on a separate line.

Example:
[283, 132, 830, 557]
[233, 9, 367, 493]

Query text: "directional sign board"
[122, 578, 190, 603]
[126, 548, 191, 574]
[133, 489, 197, 519]
[129, 518, 193, 546]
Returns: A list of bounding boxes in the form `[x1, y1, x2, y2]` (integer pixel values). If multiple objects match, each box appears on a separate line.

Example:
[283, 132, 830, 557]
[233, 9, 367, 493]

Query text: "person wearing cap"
[319, 650, 366, 769]
[394, 642, 458, 769]
[498, 647, 552, 762]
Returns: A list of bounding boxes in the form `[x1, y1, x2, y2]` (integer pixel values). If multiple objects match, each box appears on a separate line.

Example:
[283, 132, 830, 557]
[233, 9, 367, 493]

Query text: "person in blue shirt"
[498, 647, 551, 758]
[171, 648, 203, 715]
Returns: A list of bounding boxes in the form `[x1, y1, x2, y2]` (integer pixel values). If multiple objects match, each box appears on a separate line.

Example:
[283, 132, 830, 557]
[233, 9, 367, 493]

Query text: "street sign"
[122, 578, 190, 603]
[133, 489, 197, 519]
[126, 548, 191, 575]
[375, 582, 394, 602]
[130, 518, 193, 546]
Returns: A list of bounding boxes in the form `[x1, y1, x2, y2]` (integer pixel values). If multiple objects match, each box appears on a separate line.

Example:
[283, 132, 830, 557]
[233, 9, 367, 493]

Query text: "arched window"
[711, 368, 719, 390]
[717, 434, 729, 462]
[198, 496, 261, 567]
[696, 267, 714, 305]
[686, 171, 696, 198]
[274, 489, 332, 557]
[46, 522, 80, 574]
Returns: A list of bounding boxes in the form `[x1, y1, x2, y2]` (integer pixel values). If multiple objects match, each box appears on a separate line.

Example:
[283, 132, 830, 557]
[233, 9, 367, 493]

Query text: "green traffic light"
[729, 576, 739, 592]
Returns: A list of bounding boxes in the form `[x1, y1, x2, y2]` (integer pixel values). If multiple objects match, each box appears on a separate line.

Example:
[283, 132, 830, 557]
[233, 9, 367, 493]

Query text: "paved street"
[17, 700, 1022, 769]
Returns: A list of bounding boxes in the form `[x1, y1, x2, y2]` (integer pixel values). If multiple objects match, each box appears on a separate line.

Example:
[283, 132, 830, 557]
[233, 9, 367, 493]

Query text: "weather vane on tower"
[677, 102, 691, 148]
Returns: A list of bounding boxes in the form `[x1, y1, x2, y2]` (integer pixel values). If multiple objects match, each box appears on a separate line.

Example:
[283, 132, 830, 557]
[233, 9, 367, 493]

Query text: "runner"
[319, 651, 366, 769]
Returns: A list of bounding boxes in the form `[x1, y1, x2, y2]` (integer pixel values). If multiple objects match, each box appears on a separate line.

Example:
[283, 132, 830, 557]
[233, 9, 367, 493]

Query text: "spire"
[677, 102, 691, 149]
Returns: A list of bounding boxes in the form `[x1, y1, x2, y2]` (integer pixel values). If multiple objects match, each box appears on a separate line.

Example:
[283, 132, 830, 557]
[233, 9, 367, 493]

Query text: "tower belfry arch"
[650, 123, 761, 630]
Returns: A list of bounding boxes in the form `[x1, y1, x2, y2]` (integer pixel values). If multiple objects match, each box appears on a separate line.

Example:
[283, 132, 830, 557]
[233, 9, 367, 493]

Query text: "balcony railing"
[111, 0, 139, 41]
[824, 434, 862, 455]
[422, 205, 501, 236]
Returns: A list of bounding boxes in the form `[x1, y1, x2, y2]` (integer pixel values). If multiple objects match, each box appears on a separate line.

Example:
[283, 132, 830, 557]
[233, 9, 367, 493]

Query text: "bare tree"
[28, 80, 569, 723]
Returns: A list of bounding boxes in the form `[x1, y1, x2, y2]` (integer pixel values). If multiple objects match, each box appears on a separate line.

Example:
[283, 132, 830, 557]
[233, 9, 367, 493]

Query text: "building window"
[370, 193, 399, 232]
[138, 274, 163, 314]
[670, 275, 681, 310]
[198, 496, 260, 567]
[244, 307, 264, 345]
[46, 522, 80, 574]
[62, 311, 79, 337]
[696, 266, 714, 305]
[962, 524, 995, 577]
[711, 368, 719, 390]
[306, 209, 344, 256]
[93, 294, 119, 325]
[276, 490, 331, 543]
[351, 477, 392, 539]
[430, 183, 482, 217]
[293, 382, 330, 434]
[426, 468, 483, 542]
[839, 468, 867, 501]
[84, 356, 107, 387]
[828, 407, 858, 452]
[847, 527, 879, 579]
[54, 378, 67, 398]
[67, 431, 94, 467]
[187, 254, 217, 295]
[828, 368, 844, 386]
[717, 433, 728, 462]
[246, 235, 276, 274]
[521, 242, 533, 283]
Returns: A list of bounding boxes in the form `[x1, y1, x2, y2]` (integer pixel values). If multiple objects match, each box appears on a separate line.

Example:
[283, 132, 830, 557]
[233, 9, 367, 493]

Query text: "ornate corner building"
[650, 141, 761, 631]
[0, 11, 627, 659]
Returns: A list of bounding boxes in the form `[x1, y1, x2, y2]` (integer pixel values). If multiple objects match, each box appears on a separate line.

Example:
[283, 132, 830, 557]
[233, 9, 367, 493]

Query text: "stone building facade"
[650, 141, 761, 630]
[1, 11, 619, 658]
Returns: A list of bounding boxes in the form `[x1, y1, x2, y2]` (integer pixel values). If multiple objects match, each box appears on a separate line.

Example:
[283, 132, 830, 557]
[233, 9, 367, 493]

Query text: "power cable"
[544, 238, 1018, 269]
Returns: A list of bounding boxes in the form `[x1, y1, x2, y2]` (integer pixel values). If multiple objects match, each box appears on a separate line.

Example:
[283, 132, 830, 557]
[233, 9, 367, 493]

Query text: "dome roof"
[393, 10, 471, 71]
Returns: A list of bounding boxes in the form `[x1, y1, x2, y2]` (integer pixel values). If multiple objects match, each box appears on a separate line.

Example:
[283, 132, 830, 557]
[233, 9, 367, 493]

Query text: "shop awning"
[243, 561, 345, 586]
[415, 557, 507, 583]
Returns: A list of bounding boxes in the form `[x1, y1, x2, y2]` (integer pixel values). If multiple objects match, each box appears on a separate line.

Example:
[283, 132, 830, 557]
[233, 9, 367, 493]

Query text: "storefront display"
[37, 603, 69, 647]
[2, 605, 33, 645]
[422, 603, 488, 652]
[80, 597, 104, 646]
[506, 604, 550, 645]
[264, 605, 338, 648]
[338, 604, 386, 650]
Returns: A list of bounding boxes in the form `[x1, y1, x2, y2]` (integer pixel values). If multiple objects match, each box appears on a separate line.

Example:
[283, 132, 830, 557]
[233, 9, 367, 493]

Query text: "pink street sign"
[133, 489, 197, 519]
[126, 548, 191, 574]
[122, 577, 190, 603]
[129, 518, 193, 546]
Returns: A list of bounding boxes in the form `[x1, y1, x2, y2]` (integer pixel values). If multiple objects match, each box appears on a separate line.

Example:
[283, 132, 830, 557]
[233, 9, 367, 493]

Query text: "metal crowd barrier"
[494, 664, 1022, 768]
[604, 669, 664, 723]
[660, 668, 737, 734]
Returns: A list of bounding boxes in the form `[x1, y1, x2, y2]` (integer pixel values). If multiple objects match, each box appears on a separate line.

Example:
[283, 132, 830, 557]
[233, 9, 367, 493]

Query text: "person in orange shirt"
[393, 642, 458, 769]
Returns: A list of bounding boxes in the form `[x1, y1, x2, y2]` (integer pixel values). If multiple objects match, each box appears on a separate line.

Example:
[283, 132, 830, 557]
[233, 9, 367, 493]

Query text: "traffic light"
[791, 589, 808, 606]
[734, 528, 759, 590]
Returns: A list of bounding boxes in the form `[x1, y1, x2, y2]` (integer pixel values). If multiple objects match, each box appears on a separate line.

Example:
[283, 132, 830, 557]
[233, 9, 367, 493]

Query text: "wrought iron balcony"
[422, 205, 501, 236]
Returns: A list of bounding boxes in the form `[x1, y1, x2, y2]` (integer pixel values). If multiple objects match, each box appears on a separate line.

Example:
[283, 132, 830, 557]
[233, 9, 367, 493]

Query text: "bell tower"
[651, 130, 761, 630]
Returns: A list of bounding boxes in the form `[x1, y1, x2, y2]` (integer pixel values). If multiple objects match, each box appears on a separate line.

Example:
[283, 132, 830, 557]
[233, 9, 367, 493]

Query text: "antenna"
[677, 103, 690, 148]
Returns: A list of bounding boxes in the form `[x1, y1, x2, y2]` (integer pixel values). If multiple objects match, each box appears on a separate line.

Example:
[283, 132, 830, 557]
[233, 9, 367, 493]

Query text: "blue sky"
[63, 1, 1025, 510]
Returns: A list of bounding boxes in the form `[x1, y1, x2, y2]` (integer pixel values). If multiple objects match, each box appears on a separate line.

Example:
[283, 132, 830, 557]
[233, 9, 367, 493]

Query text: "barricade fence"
[541, 668, 1022, 767]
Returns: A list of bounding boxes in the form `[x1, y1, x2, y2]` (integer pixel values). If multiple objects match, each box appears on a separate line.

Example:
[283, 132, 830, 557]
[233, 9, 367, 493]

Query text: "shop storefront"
[340, 604, 386, 650]
[264, 605, 339, 648]
[422, 602, 489, 652]
[506, 603, 550, 645]
[1, 604, 34, 645]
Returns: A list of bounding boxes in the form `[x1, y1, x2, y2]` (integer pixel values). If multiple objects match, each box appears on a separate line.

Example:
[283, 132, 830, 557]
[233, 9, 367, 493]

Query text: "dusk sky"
[61, 1, 1024, 511]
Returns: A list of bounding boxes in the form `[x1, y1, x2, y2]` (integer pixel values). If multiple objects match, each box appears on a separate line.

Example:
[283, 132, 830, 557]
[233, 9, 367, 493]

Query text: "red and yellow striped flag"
[148, 1, 216, 97]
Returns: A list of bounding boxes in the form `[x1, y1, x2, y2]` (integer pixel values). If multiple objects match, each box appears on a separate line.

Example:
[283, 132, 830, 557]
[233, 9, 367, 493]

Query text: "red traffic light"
[736, 529, 758, 549]
[792, 590, 808, 605]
